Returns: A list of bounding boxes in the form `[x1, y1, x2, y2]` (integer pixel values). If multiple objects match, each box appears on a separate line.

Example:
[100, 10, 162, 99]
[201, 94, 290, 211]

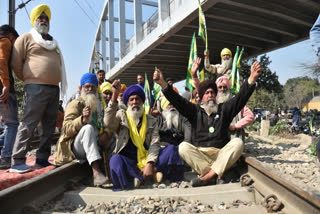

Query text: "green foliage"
[13, 75, 24, 109]
[307, 141, 318, 157]
[240, 54, 282, 94]
[283, 76, 320, 108]
[245, 121, 260, 132]
[269, 121, 289, 136]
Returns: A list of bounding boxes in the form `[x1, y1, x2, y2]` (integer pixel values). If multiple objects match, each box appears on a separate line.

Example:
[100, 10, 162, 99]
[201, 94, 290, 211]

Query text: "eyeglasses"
[83, 84, 97, 90]
[218, 85, 228, 89]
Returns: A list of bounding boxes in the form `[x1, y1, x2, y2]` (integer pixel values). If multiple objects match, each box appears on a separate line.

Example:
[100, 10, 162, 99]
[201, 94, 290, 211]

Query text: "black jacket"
[162, 80, 255, 148]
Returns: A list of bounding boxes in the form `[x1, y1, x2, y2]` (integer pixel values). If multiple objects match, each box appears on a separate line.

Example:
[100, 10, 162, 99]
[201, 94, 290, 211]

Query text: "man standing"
[154, 58, 262, 187]
[310, 14, 320, 65]
[54, 73, 109, 186]
[105, 84, 183, 191]
[10, 4, 67, 173]
[136, 74, 145, 90]
[0, 25, 19, 169]
[204, 48, 233, 76]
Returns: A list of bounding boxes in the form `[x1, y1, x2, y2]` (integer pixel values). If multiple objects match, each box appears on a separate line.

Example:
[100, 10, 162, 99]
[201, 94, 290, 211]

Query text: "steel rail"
[245, 156, 320, 214]
[0, 161, 90, 214]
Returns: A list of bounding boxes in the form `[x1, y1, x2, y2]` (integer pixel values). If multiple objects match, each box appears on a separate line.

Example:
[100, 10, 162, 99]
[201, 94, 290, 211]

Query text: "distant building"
[302, 96, 320, 111]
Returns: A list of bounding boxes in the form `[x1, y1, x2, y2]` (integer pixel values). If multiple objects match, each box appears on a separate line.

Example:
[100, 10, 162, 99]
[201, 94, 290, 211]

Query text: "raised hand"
[248, 61, 262, 83]
[153, 68, 166, 89]
[204, 50, 209, 57]
[191, 57, 201, 78]
[111, 79, 121, 103]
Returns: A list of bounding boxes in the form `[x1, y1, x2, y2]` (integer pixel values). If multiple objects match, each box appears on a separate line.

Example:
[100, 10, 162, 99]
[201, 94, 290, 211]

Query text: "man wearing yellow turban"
[100, 81, 113, 105]
[9, 4, 67, 173]
[203, 48, 233, 77]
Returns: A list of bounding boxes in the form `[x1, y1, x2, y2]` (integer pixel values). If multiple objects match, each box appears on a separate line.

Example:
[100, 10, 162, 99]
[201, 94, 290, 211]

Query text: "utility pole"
[9, 0, 15, 27]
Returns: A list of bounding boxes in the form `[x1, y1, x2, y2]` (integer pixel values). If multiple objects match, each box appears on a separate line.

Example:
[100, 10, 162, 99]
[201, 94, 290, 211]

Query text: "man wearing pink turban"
[215, 76, 254, 142]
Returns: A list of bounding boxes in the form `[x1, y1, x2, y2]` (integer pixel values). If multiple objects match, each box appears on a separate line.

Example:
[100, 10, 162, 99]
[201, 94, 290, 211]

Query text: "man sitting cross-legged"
[105, 81, 183, 191]
[54, 73, 109, 187]
[153, 58, 262, 187]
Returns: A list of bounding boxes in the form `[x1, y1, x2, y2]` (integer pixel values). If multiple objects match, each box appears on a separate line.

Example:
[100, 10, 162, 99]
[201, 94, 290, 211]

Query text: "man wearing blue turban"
[104, 83, 184, 191]
[54, 73, 110, 187]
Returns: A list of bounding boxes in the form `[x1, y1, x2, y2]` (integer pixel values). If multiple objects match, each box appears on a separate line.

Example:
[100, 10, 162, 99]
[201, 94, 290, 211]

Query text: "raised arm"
[153, 68, 198, 121]
[104, 79, 121, 134]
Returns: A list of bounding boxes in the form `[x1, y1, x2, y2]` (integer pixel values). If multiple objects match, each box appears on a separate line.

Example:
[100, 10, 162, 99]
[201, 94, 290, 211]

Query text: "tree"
[300, 63, 320, 79]
[13, 75, 24, 115]
[246, 89, 285, 111]
[240, 54, 282, 93]
[283, 76, 320, 108]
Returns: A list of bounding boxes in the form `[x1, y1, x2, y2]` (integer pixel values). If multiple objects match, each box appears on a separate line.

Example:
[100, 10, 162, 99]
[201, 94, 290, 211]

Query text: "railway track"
[0, 155, 319, 213]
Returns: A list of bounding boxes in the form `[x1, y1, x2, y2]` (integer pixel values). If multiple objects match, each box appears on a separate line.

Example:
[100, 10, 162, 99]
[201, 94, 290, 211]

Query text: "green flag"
[309, 118, 313, 134]
[230, 46, 244, 94]
[186, 33, 197, 92]
[197, 0, 208, 50]
[198, 68, 205, 82]
[144, 73, 151, 114]
[153, 67, 161, 100]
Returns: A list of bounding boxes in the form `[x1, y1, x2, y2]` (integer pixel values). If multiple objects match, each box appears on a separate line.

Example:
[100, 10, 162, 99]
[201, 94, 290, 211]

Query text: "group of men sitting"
[54, 53, 262, 191]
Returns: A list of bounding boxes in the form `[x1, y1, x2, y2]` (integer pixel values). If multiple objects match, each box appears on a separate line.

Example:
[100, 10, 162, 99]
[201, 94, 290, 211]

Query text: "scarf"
[91, 93, 106, 136]
[126, 109, 148, 170]
[30, 28, 68, 100]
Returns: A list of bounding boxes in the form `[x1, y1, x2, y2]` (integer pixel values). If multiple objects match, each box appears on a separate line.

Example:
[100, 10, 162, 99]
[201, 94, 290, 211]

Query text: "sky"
[0, 0, 317, 101]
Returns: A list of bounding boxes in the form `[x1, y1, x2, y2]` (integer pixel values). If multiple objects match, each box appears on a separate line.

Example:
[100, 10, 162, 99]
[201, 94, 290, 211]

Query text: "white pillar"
[101, 20, 107, 72]
[95, 40, 101, 72]
[108, 0, 115, 69]
[134, 0, 143, 45]
[119, 0, 126, 59]
[158, 0, 169, 23]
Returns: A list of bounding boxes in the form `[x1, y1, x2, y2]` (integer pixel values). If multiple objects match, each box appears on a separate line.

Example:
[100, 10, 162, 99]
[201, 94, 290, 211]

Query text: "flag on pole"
[186, 33, 197, 92]
[198, 68, 205, 82]
[230, 46, 244, 94]
[309, 118, 313, 134]
[197, 0, 208, 50]
[144, 73, 151, 114]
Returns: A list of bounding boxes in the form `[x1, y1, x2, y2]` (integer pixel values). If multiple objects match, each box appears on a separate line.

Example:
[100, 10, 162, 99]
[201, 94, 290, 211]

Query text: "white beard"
[34, 20, 50, 34]
[216, 91, 232, 103]
[162, 108, 179, 129]
[81, 89, 98, 113]
[128, 104, 144, 126]
[218, 57, 233, 75]
[202, 99, 218, 115]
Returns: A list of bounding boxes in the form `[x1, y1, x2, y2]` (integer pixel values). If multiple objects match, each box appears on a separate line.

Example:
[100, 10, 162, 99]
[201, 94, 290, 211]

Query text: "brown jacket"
[54, 97, 86, 166]
[104, 101, 161, 163]
[0, 38, 13, 92]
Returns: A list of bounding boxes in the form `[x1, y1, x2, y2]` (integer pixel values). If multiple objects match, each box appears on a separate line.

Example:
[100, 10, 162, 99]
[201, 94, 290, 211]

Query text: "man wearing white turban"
[10, 4, 67, 173]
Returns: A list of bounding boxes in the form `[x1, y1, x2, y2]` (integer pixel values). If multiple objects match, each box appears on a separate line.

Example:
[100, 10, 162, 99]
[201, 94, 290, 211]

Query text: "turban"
[123, 85, 145, 105]
[30, 4, 51, 27]
[120, 84, 127, 94]
[161, 97, 170, 111]
[220, 48, 232, 58]
[80, 73, 98, 87]
[215, 76, 230, 90]
[100, 82, 112, 93]
[198, 80, 217, 100]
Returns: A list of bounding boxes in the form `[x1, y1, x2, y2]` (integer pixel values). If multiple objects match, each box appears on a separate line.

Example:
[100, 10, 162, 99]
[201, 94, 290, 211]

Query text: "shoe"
[134, 177, 142, 188]
[153, 172, 163, 183]
[93, 172, 109, 187]
[0, 158, 11, 169]
[191, 177, 216, 187]
[35, 159, 52, 168]
[9, 163, 32, 173]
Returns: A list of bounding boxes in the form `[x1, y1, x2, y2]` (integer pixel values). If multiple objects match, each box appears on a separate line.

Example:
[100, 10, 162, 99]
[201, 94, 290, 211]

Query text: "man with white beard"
[105, 84, 184, 191]
[158, 98, 191, 147]
[153, 57, 262, 187]
[204, 48, 233, 77]
[10, 4, 67, 173]
[54, 73, 109, 187]
[215, 76, 254, 142]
